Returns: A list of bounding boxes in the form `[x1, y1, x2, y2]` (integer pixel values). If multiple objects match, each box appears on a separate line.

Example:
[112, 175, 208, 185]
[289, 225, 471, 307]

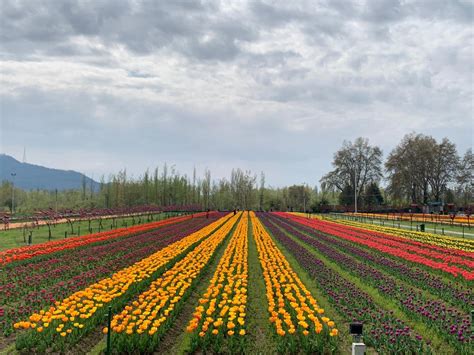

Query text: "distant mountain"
[0, 154, 100, 191]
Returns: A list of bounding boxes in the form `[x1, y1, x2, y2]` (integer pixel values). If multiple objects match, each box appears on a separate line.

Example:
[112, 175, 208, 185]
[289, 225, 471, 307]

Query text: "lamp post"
[350, 322, 365, 355]
[11, 173, 16, 215]
[302, 182, 306, 214]
[354, 166, 357, 214]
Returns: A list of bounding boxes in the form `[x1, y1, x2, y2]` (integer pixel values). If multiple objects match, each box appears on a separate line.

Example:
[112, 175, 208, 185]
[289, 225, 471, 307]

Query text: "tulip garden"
[0, 210, 472, 354]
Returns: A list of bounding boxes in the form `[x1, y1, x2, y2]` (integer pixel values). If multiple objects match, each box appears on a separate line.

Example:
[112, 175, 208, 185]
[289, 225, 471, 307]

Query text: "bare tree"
[456, 148, 473, 206]
[429, 138, 459, 201]
[320, 137, 383, 205]
[386, 133, 460, 204]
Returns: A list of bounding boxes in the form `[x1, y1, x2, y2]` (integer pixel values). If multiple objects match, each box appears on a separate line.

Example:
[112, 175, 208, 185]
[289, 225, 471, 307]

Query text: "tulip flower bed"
[279, 216, 473, 313]
[272, 213, 473, 353]
[7, 209, 471, 354]
[280, 213, 474, 280]
[187, 212, 248, 353]
[0, 212, 212, 265]
[326, 217, 474, 252]
[0, 216, 219, 337]
[13, 214, 232, 353]
[108, 212, 241, 353]
[252, 212, 339, 354]
[257, 213, 430, 354]
[347, 212, 472, 225]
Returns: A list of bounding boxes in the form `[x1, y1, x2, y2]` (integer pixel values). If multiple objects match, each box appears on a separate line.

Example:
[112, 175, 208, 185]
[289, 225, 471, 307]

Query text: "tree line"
[321, 133, 472, 210]
[0, 132, 472, 214]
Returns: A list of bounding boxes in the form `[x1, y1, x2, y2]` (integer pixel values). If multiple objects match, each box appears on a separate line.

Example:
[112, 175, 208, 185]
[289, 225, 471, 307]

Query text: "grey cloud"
[361, 0, 406, 24]
[1, 0, 256, 61]
[1, 0, 472, 185]
[410, 0, 474, 23]
[1, 87, 311, 168]
[360, 0, 473, 24]
[1, 0, 471, 63]
[250, 1, 310, 27]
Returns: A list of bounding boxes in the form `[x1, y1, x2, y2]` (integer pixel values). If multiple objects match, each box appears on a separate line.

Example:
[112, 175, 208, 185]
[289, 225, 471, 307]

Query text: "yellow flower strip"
[14, 213, 232, 336]
[110, 212, 241, 342]
[328, 218, 474, 252]
[187, 212, 248, 340]
[347, 212, 471, 225]
[251, 212, 338, 340]
[290, 212, 322, 220]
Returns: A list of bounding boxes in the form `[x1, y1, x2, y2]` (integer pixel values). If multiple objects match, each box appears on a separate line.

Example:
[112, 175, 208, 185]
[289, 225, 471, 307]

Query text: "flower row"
[257, 213, 430, 354]
[0, 212, 212, 265]
[271, 214, 472, 352]
[282, 213, 474, 280]
[282, 215, 473, 312]
[186, 212, 248, 353]
[251, 212, 338, 354]
[347, 212, 472, 225]
[327, 217, 474, 253]
[295, 215, 474, 265]
[1, 217, 215, 337]
[108, 212, 241, 353]
[13, 214, 232, 352]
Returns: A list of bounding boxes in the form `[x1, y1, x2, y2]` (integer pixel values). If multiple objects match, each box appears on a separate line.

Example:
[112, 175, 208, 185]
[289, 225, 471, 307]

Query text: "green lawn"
[0, 212, 182, 251]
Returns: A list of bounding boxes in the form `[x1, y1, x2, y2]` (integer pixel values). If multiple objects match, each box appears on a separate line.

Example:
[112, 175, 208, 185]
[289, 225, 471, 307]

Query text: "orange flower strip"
[13, 213, 231, 351]
[251, 212, 338, 353]
[108, 212, 242, 353]
[186, 212, 248, 353]
[0, 212, 213, 265]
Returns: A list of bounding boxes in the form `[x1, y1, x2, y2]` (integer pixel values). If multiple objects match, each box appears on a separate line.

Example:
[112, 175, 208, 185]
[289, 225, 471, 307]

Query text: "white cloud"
[0, 0, 472, 186]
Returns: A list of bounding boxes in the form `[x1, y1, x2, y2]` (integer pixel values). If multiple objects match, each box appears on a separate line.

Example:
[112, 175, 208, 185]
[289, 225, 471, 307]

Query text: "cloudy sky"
[1, 0, 472, 186]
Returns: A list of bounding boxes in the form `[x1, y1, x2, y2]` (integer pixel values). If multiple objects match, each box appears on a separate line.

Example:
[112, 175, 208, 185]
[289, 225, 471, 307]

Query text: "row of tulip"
[346, 212, 472, 225]
[290, 212, 322, 220]
[291, 214, 474, 266]
[280, 215, 472, 312]
[108, 212, 241, 353]
[0, 212, 211, 265]
[282, 213, 474, 280]
[327, 217, 474, 253]
[257, 213, 431, 354]
[251, 212, 338, 354]
[186, 212, 248, 353]
[13, 214, 232, 352]
[271, 214, 472, 352]
[1, 217, 216, 337]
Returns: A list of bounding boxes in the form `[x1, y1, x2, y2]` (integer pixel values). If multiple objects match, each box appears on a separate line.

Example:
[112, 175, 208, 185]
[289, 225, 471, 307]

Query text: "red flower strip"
[280, 213, 474, 281]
